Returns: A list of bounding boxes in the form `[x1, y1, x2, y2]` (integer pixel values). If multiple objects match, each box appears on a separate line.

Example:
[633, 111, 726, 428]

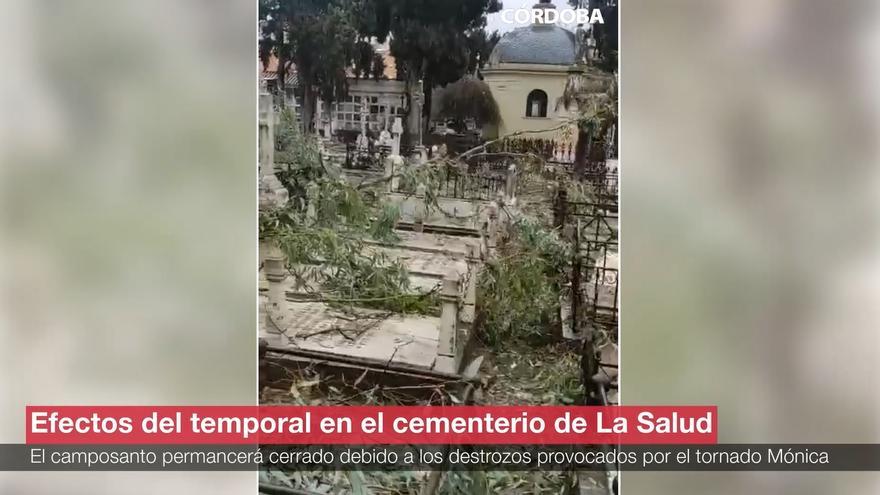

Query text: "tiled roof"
[260, 54, 296, 83]
[262, 50, 398, 86]
[489, 24, 576, 66]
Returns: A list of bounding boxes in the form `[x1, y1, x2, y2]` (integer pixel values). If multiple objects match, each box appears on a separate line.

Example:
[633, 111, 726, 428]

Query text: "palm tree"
[558, 69, 618, 178]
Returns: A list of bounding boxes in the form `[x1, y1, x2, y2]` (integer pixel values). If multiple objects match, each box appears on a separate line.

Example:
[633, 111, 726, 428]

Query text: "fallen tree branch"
[458, 120, 575, 161]
[356, 121, 575, 191]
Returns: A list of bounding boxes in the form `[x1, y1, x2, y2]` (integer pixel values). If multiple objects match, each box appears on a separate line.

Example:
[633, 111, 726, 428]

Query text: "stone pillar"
[460, 244, 479, 333]
[505, 163, 517, 203]
[486, 202, 498, 252]
[413, 183, 427, 232]
[259, 89, 289, 208]
[435, 274, 460, 374]
[464, 244, 479, 306]
[391, 117, 403, 157]
[259, 92, 275, 178]
[262, 242, 288, 345]
[360, 98, 369, 137]
[259, 88, 290, 344]
[384, 156, 394, 193]
[390, 156, 402, 192]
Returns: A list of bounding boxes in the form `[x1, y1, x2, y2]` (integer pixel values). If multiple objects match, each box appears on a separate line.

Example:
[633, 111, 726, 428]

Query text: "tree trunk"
[276, 58, 291, 109]
[406, 71, 420, 145]
[422, 74, 433, 139]
[301, 85, 316, 134]
[573, 126, 591, 179]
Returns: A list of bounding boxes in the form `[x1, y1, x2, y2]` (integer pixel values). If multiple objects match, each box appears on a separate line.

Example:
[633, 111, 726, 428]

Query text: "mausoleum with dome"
[482, 0, 584, 139]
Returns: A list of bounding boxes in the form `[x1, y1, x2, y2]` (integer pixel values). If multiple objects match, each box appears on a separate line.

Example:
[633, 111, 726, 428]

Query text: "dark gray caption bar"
[3, 445, 880, 471]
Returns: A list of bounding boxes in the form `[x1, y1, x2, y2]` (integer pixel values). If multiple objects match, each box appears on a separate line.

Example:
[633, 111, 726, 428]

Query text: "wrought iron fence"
[391, 166, 506, 202]
[344, 143, 390, 170]
[437, 171, 505, 201]
[554, 186, 619, 335]
[580, 238, 619, 331]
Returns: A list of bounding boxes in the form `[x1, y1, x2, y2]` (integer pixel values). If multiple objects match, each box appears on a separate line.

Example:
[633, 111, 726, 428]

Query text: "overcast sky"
[487, 0, 532, 33]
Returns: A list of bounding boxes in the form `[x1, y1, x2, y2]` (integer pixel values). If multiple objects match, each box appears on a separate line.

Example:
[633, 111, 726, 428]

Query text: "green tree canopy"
[259, 0, 501, 137]
[558, 69, 617, 176]
[372, 0, 501, 137]
[434, 76, 500, 130]
[569, 0, 618, 72]
[259, 0, 385, 131]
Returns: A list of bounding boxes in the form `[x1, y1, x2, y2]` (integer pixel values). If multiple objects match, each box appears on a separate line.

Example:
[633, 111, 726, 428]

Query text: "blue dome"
[489, 25, 577, 66]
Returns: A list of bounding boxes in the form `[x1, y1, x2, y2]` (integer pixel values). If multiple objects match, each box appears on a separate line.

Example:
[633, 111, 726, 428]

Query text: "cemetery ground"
[258, 102, 618, 495]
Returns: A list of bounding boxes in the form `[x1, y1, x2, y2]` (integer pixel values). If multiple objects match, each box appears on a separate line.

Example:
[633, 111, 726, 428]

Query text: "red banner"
[26, 406, 717, 445]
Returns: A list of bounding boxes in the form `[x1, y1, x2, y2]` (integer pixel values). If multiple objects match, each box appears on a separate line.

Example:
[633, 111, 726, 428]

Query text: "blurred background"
[0, 0, 878, 494]
[0, 0, 256, 493]
[621, 0, 880, 493]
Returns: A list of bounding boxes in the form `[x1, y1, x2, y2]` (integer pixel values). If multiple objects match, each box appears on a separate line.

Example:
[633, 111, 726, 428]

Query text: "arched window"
[526, 89, 548, 118]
